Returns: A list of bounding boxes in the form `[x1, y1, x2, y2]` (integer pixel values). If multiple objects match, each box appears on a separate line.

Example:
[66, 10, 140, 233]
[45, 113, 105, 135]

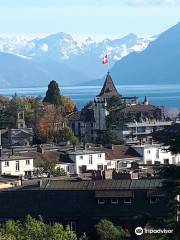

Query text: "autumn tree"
[61, 96, 76, 113]
[35, 105, 65, 143]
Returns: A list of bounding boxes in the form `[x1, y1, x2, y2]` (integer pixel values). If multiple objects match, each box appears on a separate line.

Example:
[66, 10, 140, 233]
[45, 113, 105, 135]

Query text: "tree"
[96, 130, 124, 145]
[0, 215, 77, 240]
[153, 123, 180, 154]
[43, 80, 63, 107]
[60, 126, 79, 145]
[106, 96, 125, 111]
[37, 159, 66, 177]
[35, 105, 65, 143]
[95, 219, 130, 240]
[61, 96, 76, 113]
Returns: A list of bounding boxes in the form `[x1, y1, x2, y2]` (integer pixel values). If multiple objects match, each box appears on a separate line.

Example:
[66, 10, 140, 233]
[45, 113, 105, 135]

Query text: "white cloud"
[119, 0, 180, 6]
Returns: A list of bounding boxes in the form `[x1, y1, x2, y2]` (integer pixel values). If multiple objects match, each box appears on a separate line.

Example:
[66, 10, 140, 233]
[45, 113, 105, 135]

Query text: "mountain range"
[0, 33, 152, 88]
[109, 22, 180, 85]
[0, 22, 180, 88]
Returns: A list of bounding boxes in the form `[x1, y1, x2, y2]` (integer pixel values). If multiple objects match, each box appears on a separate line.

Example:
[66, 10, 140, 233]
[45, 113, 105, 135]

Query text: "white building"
[115, 121, 173, 143]
[0, 155, 34, 177]
[56, 162, 76, 175]
[132, 144, 180, 165]
[67, 150, 106, 175]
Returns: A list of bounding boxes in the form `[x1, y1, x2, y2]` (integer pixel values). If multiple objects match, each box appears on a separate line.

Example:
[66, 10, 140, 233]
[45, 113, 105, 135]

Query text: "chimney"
[38, 180, 42, 188]
[149, 138, 153, 145]
[11, 148, 14, 156]
[73, 144, 77, 152]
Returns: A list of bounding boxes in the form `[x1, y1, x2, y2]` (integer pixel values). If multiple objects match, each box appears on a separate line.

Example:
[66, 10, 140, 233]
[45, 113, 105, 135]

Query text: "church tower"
[94, 72, 120, 131]
[16, 111, 26, 129]
[96, 71, 121, 101]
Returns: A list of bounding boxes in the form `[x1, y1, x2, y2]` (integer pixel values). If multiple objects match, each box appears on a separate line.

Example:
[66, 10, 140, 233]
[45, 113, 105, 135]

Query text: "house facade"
[67, 150, 106, 174]
[115, 121, 173, 143]
[0, 155, 34, 177]
[132, 144, 180, 165]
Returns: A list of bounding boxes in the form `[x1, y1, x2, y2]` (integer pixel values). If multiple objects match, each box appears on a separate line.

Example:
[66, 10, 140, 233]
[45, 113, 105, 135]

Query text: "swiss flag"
[102, 55, 108, 64]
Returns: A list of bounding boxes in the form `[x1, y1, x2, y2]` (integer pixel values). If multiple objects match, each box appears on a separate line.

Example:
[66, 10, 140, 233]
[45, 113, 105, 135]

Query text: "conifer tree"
[43, 80, 63, 107]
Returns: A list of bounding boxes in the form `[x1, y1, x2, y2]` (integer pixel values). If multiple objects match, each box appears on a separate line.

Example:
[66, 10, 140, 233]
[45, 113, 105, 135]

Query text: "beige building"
[0, 155, 34, 177]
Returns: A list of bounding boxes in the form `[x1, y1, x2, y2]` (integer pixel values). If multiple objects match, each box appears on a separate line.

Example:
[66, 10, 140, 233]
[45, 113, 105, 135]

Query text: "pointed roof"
[97, 72, 120, 99]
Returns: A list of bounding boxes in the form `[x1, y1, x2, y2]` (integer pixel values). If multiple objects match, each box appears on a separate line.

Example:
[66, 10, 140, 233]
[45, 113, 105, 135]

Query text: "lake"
[0, 84, 180, 110]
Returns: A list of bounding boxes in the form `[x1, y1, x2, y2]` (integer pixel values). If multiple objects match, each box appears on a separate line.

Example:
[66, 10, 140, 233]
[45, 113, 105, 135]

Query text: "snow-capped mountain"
[0, 32, 154, 78]
[0, 32, 155, 88]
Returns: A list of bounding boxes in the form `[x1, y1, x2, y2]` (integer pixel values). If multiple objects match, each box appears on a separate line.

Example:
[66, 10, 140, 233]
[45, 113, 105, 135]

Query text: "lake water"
[0, 84, 180, 110]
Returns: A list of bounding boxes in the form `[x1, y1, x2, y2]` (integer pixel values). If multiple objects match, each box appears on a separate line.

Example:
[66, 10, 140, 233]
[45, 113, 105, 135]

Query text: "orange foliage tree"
[36, 105, 66, 143]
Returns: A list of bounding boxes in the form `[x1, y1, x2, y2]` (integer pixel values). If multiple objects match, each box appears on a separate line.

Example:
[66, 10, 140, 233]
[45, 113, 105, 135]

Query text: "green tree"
[59, 126, 79, 146]
[38, 159, 66, 177]
[43, 80, 63, 107]
[153, 123, 180, 154]
[96, 130, 124, 145]
[95, 219, 130, 240]
[0, 215, 77, 240]
[106, 96, 125, 111]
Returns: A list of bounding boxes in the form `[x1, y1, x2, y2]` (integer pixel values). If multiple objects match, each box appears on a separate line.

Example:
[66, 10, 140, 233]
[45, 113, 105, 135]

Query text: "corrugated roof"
[39, 179, 163, 191]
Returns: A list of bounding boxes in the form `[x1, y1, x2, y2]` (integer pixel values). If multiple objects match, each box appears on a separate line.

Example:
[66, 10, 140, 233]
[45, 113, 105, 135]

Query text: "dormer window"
[111, 199, 118, 204]
[98, 199, 105, 205]
[124, 198, 132, 204]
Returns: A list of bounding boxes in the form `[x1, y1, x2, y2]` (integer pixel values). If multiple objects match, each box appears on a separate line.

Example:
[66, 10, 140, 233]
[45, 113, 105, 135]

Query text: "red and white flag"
[102, 54, 108, 64]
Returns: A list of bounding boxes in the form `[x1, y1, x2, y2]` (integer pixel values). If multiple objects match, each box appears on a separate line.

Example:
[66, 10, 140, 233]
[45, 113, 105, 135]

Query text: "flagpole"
[107, 51, 110, 73]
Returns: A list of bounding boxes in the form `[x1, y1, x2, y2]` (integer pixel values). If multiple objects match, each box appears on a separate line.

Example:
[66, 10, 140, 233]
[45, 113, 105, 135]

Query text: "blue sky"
[0, 0, 180, 39]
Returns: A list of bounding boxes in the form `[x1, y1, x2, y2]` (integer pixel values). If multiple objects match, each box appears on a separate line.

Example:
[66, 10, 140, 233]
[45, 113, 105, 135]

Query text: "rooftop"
[97, 72, 120, 99]
[0, 155, 33, 162]
[37, 178, 163, 190]
[68, 149, 103, 155]
[121, 104, 161, 113]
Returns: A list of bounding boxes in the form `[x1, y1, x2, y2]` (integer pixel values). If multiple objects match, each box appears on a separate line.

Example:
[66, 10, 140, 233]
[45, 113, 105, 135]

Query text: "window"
[147, 150, 151, 155]
[79, 155, 83, 160]
[89, 155, 93, 164]
[154, 161, 160, 165]
[164, 159, 169, 165]
[98, 199, 105, 205]
[156, 149, 159, 159]
[98, 154, 102, 158]
[26, 159, 30, 165]
[150, 197, 159, 204]
[67, 221, 76, 232]
[172, 157, 176, 164]
[97, 165, 103, 170]
[16, 161, 20, 171]
[5, 161, 9, 167]
[146, 160, 152, 165]
[124, 198, 132, 204]
[111, 199, 118, 204]
[66, 166, 70, 172]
